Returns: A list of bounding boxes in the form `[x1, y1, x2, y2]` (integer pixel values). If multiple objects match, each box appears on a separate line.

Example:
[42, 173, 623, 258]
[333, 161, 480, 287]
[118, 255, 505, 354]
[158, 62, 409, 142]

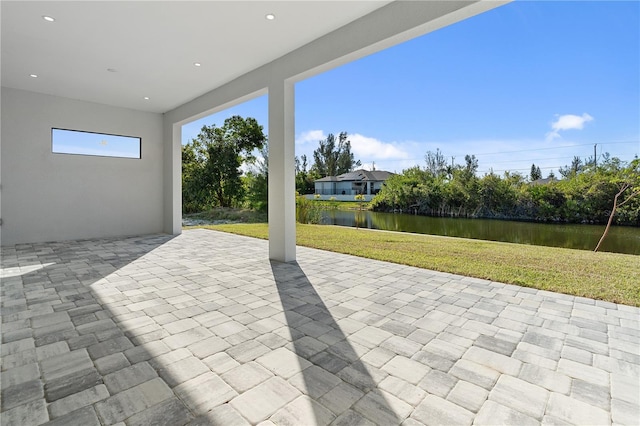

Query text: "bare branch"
[618, 189, 640, 207]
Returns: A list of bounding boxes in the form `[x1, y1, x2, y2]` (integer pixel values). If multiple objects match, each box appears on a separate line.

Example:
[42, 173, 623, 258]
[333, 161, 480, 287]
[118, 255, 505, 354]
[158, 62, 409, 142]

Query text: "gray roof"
[529, 177, 557, 186]
[315, 169, 393, 183]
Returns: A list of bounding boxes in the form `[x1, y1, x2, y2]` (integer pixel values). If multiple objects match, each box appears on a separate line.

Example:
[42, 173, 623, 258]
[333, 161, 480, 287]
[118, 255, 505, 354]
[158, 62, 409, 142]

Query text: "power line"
[486, 156, 580, 165]
[478, 165, 564, 173]
[363, 140, 638, 165]
[599, 140, 639, 146]
[451, 140, 638, 158]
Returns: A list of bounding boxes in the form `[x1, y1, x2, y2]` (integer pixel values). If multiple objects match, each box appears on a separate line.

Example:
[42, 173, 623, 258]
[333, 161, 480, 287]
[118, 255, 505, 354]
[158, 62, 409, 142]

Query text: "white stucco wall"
[1, 87, 164, 245]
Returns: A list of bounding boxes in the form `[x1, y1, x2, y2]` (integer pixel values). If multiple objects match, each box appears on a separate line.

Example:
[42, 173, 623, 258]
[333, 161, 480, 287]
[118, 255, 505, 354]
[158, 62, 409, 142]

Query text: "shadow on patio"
[1, 234, 205, 425]
[1, 231, 408, 425]
[271, 260, 401, 424]
[2, 229, 639, 425]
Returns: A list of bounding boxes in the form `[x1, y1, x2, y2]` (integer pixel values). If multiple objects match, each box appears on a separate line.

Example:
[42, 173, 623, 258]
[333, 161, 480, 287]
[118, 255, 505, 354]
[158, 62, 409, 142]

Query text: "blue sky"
[52, 128, 141, 158]
[182, 0, 639, 176]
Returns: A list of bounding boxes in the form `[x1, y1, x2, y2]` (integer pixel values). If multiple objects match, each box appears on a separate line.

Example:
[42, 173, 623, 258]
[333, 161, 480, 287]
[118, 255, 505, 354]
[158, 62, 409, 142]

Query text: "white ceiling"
[1, 1, 391, 113]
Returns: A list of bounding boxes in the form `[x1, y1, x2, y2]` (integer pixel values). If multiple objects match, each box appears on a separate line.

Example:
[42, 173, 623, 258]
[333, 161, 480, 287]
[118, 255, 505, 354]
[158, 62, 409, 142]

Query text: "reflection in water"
[322, 211, 640, 255]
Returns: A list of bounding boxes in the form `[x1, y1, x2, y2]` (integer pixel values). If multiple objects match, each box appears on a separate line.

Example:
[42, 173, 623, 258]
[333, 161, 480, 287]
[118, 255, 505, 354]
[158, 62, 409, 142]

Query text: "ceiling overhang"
[2, 1, 392, 113]
[2, 1, 508, 117]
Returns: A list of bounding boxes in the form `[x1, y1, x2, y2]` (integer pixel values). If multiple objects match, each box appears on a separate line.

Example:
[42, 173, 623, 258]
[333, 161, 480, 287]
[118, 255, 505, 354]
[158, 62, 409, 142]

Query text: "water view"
[321, 210, 640, 255]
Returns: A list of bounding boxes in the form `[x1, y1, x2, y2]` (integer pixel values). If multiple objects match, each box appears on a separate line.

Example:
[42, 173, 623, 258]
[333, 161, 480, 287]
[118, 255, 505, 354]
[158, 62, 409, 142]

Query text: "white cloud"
[348, 133, 410, 161]
[296, 129, 326, 145]
[546, 113, 594, 141]
[293, 130, 412, 171]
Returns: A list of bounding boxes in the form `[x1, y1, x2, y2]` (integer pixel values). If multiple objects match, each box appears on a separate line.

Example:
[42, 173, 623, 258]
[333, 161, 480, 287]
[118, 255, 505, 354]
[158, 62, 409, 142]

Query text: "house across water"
[312, 169, 393, 201]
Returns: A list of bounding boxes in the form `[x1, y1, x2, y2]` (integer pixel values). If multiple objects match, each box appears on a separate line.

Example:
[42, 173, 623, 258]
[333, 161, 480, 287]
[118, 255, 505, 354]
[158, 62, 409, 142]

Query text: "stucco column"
[268, 80, 296, 262]
[164, 121, 182, 235]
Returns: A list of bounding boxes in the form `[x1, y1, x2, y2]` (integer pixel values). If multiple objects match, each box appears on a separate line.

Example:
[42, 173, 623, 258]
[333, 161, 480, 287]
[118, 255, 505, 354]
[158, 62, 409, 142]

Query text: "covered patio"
[2, 1, 639, 424]
[2, 229, 638, 425]
[1, 0, 506, 261]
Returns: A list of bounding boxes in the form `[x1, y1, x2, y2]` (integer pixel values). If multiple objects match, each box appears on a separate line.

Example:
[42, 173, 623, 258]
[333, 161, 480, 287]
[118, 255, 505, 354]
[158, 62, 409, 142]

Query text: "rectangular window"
[52, 128, 141, 159]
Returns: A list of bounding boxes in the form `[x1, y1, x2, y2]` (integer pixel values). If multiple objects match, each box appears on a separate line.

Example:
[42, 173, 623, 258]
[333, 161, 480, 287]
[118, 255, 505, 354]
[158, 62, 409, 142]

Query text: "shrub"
[296, 194, 322, 224]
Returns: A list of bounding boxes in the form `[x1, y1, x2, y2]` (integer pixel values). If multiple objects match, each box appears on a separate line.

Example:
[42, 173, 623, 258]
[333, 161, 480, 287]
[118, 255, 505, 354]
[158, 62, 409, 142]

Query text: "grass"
[197, 222, 640, 306]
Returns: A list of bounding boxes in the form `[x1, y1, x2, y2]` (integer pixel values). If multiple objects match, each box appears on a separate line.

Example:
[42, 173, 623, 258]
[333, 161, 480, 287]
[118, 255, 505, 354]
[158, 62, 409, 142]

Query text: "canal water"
[321, 210, 640, 255]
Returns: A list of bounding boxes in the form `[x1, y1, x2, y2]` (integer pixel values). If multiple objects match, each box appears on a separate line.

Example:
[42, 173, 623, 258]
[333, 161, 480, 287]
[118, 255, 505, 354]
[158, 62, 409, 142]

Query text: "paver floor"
[1, 229, 638, 425]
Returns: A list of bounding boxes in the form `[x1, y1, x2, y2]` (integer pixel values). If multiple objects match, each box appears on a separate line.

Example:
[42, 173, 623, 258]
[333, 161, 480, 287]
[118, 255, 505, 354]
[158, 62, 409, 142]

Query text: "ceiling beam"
[164, 0, 508, 125]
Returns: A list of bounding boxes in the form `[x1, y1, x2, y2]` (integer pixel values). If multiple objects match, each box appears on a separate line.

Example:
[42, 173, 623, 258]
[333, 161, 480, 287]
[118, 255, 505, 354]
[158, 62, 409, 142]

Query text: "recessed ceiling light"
[144, 97, 150, 100]
[194, 62, 201, 67]
[30, 74, 38, 78]
[42, 16, 55, 22]
[265, 14, 275, 20]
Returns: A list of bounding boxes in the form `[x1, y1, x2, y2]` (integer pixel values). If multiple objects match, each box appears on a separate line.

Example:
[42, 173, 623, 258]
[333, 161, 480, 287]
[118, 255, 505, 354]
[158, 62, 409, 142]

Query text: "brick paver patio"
[1, 229, 638, 425]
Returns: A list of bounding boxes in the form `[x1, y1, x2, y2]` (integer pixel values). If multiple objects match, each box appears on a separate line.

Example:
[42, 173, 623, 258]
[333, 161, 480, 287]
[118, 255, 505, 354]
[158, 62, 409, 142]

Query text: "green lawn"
[191, 223, 640, 307]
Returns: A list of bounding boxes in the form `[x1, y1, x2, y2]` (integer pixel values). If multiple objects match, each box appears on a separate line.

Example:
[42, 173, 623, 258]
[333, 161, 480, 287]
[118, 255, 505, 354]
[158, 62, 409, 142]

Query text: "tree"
[559, 156, 583, 178]
[530, 163, 542, 181]
[370, 166, 423, 211]
[369, 148, 637, 228]
[182, 116, 266, 210]
[478, 172, 517, 217]
[311, 132, 361, 177]
[295, 154, 316, 194]
[337, 138, 359, 174]
[245, 143, 269, 211]
[182, 143, 208, 213]
[425, 149, 448, 178]
[463, 155, 479, 177]
[594, 158, 640, 252]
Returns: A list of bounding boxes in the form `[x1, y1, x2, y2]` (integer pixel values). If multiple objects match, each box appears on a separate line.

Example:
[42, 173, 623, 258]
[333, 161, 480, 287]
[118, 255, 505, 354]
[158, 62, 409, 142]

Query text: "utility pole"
[594, 144, 597, 167]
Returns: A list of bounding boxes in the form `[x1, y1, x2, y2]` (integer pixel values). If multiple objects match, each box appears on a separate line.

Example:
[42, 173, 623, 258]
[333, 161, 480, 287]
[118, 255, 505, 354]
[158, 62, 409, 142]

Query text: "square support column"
[268, 80, 296, 262]
[164, 121, 182, 235]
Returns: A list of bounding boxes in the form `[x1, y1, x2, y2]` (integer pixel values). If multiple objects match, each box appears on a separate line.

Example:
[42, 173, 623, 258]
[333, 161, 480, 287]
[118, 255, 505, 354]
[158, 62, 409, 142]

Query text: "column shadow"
[0, 235, 208, 425]
[271, 260, 402, 425]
